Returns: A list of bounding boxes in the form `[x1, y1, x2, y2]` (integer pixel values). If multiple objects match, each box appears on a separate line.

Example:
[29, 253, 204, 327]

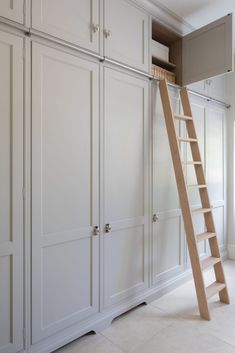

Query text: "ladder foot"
[199, 307, 211, 321]
[219, 288, 230, 304]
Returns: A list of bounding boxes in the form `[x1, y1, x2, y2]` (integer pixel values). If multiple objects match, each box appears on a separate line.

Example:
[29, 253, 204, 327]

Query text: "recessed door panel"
[0, 31, 23, 353]
[32, 43, 99, 342]
[32, 0, 100, 53]
[213, 207, 225, 248]
[152, 216, 183, 283]
[0, 0, 24, 24]
[186, 97, 205, 207]
[104, 226, 146, 307]
[183, 14, 233, 85]
[103, 67, 148, 307]
[42, 238, 93, 327]
[192, 214, 207, 260]
[206, 106, 224, 203]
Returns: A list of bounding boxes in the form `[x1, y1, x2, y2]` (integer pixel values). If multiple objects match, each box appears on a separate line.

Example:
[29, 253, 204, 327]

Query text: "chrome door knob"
[104, 29, 112, 38]
[91, 23, 100, 33]
[93, 226, 100, 236]
[105, 223, 112, 233]
[152, 214, 159, 222]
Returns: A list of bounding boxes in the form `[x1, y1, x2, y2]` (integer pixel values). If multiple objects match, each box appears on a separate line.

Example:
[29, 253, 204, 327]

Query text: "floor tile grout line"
[99, 332, 126, 353]
[100, 315, 174, 353]
[129, 323, 177, 353]
[209, 332, 235, 349]
[128, 323, 179, 353]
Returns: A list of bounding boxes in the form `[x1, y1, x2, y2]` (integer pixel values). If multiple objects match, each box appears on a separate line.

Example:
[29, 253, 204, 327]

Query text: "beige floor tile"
[150, 280, 199, 317]
[56, 333, 124, 353]
[150, 261, 235, 319]
[55, 261, 235, 353]
[200, 302, 235, 347]
[133, 321, 235, 353]
[101, 304, 174, 353]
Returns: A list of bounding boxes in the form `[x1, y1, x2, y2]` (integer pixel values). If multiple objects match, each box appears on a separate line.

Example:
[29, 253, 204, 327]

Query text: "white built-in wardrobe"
[0, 1, 232, 353]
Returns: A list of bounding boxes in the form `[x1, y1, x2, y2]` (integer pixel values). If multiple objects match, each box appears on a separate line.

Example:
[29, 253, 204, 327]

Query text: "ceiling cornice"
[134, 0, 195, 36]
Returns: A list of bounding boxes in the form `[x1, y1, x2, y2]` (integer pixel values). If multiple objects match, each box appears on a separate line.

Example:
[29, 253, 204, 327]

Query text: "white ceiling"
[152, 0, 234, 30]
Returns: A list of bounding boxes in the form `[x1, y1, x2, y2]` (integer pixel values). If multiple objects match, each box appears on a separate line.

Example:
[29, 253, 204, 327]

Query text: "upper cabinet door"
[104, 0, 149, 72]
[183, 14, 233, 85]
[32, 0, 100, 54]
[0, 0, 24, 24]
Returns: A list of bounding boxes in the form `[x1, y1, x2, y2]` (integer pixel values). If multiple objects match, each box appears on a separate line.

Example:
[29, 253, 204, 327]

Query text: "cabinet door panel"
[206, 105, 226, 252]
[152, 215, 183, 283]
[213, 207, 225, 248]
[32, 0, 100, 53]
[152, 84, 184, 284]
[32, 43, 99, 342]
[0, 31, 23, 353]
[186, 98, 205, 207]
[104, 226, 146, 306]
[0, 0, 24, 24]
[183, 14, 233, 85]
[104, 0, 149, 72]
[206, 107, 225, 203]
[103, 68, 148, 307]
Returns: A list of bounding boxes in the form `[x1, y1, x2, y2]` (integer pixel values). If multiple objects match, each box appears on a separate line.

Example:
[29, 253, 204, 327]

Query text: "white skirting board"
[228, 244, 235, 260]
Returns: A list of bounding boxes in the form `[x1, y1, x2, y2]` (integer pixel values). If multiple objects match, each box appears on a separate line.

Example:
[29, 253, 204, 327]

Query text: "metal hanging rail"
[187, 89, 231, 109]
[104, 61, 230, 109]
[153, 78, 230, 109]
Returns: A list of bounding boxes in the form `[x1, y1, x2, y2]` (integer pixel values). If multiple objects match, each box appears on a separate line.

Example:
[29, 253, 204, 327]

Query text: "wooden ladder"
[159, 79, 230, 320]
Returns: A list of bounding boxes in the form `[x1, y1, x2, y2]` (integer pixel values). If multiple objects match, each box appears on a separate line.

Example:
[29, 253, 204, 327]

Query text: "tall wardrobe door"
[152, 83, 184, 285]
[32, 43, 100, 343]
[103, 67, 149, 308]
[0, 0, 24, 24]
[0, 31, 23, 353]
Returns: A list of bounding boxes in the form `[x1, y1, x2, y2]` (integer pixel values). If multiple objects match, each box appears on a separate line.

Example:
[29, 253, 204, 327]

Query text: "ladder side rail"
[159, 80, 210, 320]
[180, 87, 229, 304]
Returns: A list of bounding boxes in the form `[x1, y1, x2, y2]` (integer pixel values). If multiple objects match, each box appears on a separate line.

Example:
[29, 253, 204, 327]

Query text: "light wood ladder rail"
[159, 79, 229, 320]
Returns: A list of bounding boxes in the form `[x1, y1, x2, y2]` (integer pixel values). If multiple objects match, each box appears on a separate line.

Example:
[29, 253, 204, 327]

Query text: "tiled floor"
[57, 261, 235, 353]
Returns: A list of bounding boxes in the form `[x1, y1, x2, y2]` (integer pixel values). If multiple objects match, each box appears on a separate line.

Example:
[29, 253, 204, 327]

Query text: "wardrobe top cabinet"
[103, 0, 149, 72]
[0, 0, 25, 24]
[31, 0, 101, 54]
[31, 0, 149, 72]
[152, 14, 233, 86]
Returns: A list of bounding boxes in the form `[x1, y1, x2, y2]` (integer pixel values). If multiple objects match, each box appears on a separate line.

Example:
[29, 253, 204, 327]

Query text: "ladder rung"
[182, 161, 202, 165]
[196, 232, 216, 242]
[206, 282, 226, 299]
[174, 114, 193, 121]
[201, 256, 221, 270]
[187, 184, 207, 189]
[192, 208, 212, 215]
[178, 137, 198, 143]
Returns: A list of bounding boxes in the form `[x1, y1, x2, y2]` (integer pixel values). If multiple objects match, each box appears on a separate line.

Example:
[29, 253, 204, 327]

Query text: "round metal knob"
[93, 226, 100, 236]
[105, 223, 112, 233]
[91, 23, 100, 33]
[152, 214, 159, 222]
[104, 29, 112, 38]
